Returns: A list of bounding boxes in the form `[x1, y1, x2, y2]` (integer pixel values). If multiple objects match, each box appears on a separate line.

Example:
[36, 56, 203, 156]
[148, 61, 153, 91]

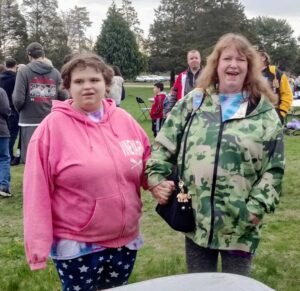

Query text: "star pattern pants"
[53, 246, 137, 291]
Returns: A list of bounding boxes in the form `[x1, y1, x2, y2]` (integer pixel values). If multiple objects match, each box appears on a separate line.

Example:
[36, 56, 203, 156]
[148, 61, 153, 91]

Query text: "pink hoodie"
[23, 99, 151, 270]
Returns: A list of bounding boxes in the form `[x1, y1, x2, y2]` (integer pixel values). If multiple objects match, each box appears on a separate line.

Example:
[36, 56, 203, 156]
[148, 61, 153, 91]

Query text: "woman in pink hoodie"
[23, 53, 151, 290]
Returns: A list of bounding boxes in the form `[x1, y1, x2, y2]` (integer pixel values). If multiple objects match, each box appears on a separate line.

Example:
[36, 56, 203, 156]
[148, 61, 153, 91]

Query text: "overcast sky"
[45, 0, 300, 40]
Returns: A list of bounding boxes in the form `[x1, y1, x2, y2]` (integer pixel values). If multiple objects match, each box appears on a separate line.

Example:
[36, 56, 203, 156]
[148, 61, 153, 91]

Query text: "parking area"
[135, 75, 170, 82]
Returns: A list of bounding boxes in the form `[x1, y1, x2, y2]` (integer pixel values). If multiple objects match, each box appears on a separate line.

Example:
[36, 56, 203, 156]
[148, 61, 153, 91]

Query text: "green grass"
[0, 86, 299, 290]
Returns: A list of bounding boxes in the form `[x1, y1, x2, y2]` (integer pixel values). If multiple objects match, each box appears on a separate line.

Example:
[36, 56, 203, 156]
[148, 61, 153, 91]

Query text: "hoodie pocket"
[77, 194, 123, 240]
[122, 191, 142, 236]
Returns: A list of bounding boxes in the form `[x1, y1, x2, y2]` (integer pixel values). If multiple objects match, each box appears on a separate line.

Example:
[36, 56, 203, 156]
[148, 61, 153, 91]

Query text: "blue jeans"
[0, 137, 11, 190]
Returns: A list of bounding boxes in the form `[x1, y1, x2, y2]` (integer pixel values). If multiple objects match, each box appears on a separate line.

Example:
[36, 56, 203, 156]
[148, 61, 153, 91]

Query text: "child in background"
[150, 82, 166, 137]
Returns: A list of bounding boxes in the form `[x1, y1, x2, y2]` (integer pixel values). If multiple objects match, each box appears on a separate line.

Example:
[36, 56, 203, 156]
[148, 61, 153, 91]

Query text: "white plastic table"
[292, 99, 300, 107]
[288, 99, 300, 118]
[107, 273, 275, 291]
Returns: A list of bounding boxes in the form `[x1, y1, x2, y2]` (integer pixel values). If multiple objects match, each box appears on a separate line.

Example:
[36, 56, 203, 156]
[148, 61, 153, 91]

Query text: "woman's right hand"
[150, 181, 175, 205]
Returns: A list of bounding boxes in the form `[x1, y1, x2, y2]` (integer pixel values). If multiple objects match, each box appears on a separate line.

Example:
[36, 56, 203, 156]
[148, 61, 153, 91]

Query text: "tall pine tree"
[62, 6, 92, 52]
[0, 0, 27, 61]
[94, 2, 145, 79]
[251, 16, 298, 71]
[120, 0, 144, 46]
[148, 0, 253, 73]
[22, 0, 71, 68]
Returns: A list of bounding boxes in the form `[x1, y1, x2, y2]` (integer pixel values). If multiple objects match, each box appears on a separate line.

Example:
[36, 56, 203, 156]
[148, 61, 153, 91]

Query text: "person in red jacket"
[150, 82, 166, 137]
[164, 49, 201, 114]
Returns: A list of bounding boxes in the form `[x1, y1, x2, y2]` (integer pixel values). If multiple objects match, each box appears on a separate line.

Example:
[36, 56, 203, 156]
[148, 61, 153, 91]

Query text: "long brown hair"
[197, 33, 277, 103]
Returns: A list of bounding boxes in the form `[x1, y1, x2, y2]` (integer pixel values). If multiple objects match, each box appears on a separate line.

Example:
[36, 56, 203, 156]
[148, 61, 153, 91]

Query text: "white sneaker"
[0, 188, 12, 197]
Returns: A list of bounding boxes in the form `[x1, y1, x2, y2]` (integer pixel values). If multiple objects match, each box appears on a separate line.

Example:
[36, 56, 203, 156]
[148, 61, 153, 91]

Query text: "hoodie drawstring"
[108, 116, 118, 137]
[84, 118, 93, 151]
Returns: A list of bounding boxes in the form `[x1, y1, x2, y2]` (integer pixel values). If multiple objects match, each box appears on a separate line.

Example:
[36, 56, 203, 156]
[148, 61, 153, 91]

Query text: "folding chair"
[136, 96, 151, 120]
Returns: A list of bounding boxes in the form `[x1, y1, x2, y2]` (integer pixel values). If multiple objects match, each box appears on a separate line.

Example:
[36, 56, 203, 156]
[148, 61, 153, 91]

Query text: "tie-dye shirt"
[219, 92, 245, 122]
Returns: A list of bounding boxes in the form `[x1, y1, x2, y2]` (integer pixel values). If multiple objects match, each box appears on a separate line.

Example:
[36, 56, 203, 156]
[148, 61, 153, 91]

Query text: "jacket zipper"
[208, 122, 224, 247]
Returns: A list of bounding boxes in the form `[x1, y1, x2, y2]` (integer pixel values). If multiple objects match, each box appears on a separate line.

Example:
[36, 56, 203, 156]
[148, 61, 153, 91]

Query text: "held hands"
[150, 181, 175, 205]
[150, 181, 261, 223]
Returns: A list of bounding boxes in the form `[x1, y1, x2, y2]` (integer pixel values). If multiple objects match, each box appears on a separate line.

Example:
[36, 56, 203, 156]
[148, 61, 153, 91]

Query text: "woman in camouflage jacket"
[146, 33, 284, 276]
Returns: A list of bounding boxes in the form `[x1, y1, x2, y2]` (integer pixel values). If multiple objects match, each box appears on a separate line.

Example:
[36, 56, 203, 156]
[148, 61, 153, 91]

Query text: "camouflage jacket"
[146, 87, 285, 253]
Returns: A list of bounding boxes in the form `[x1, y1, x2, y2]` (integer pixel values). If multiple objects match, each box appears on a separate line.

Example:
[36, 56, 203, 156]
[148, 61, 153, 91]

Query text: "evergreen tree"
[94, 2, 145, 79]
[62, 6, 92, 52]
[22, 0, 59, 43]
[120, 0, 141, 32]
[251, 16, 298, 72]
[120, 0, 144, 42]
[148, 0, 253, 73]
[148, 0, 186, 73]
[22, 0, 71, 68]
[0, 0, 27, 61]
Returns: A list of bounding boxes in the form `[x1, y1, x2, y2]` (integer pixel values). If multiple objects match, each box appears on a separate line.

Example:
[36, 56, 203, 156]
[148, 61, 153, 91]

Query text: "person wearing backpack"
[257, 47, 293, 124]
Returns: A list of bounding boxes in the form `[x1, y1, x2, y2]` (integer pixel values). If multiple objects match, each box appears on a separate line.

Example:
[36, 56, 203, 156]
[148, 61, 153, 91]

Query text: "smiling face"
[217, 45, 248, 94]
[69, 66, 106, 112]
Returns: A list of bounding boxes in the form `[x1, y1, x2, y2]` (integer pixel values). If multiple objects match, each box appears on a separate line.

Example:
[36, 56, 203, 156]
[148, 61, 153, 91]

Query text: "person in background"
[146, 33, 284, 276]
[288, 74, 295, 98]
[150, 82, 166, 137]
[23, 53, 151, 290]
[0, 57, 19, 165]
[257, 47, 293, 123]
[9, 64, 26, 165]
[43, 57, 53, 67]
[108, 65, 125, 107]
[12, 42, 66, 164]
[170, 70, 175, 88]
[294, 75, 300, 99]
[0, 88, 11, 197]
[0, 64, 5, 73]
[164, 49, 202, 115]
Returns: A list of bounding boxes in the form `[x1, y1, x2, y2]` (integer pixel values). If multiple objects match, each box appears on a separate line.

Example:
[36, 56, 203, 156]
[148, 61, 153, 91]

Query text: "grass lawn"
[0, 85, 299, 290]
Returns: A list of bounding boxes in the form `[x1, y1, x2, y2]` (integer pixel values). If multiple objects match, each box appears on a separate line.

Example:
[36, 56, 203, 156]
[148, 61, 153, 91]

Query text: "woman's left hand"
[149, 181, 175, 204]
[249, 213, 260, 225]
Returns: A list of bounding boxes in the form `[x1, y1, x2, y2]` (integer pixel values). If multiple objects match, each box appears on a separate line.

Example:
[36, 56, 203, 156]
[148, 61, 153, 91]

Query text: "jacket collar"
[203, 87, 274, 119]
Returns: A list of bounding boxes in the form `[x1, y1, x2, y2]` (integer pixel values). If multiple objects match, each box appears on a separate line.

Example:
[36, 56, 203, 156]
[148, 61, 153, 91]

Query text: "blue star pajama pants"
[53, 246, 137, 291]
